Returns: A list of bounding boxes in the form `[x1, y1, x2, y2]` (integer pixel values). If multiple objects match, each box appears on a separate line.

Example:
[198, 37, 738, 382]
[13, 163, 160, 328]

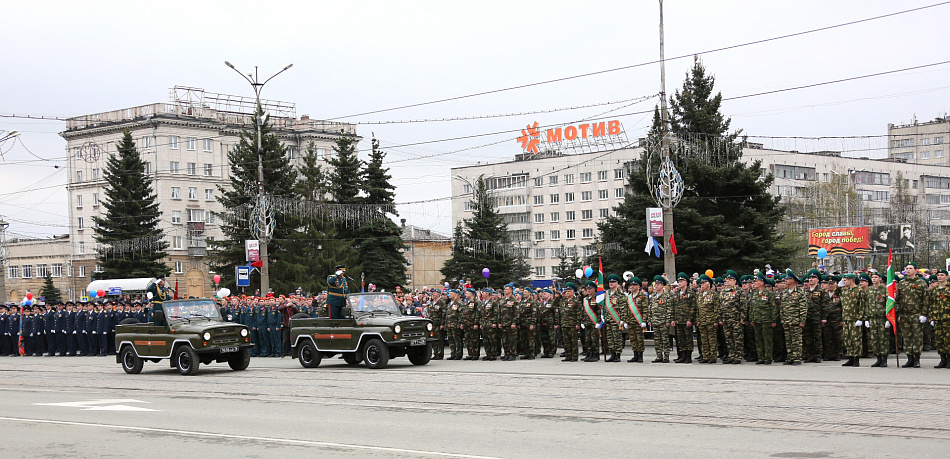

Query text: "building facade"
[4, 235, 72, 303]
[888, 117, 950, 165]
[59, 87, 357, 299]
[401, 223, 451, 291]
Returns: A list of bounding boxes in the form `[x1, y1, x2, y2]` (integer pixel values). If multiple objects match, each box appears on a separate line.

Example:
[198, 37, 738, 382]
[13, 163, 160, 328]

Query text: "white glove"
[885, 321, 891, 329]
[854, 320, 863, 327]
[640, 322, 647, 328]
[931, 321, 935, 326]
[335, 270, 343, 276]
[919, 315, 928, 324]
[622, 322, 629, 329]
[838, 279, 846, 287]
[580, 323, 585, 329]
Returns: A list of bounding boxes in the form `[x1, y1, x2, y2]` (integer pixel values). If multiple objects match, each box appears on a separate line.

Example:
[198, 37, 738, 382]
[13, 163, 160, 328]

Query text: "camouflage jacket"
[896, 277, 928, 317]
[444, 299, 462, 327]
[428, 298, 446, 324]
[499, 296, 519, 327]
[717, 286, 744, 323]
[671, 289, 696, 324]
[928, 284, 950, 321]
[695, 290, 719, 326]
[748, 289, 776, 324]
[460, 299, 480, 326]
[839, 286, 867, 322]
[558, 296, 583, 327]
[805, 285, 828, 322]
[537, 299, 557, 326]
[866, 285, 888, 317]
[478, 298, 498, 327]
[780, 286, 807, 326]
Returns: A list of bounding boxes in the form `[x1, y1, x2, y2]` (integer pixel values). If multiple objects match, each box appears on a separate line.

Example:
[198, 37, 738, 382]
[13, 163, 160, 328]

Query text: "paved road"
[1, 351, 949, 458]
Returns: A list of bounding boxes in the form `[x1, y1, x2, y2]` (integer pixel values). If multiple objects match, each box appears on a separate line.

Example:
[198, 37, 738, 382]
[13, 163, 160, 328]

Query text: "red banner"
[808, 227, 871, 256]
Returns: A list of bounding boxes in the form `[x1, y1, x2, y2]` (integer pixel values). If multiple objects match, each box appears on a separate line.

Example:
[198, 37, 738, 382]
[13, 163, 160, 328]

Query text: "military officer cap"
[629, 277, 641, 285]
[859, 273, 871, 284]
[937, 269, 949, 276]
[564, 282, 578, 291]
[740, 275, 751, 283]
[804, 269, 820, 279]
[714, 277, 724, 284]
[653, 275, 668, 285]
[606, 274, 622, 283]
[481, 288, 492, 293]
[765, 277, 776, 287]
[541, 288, 553, 294]
[585, 281, 597, 289]
[754, 273, 767, 282]
[785, 269, 802, 283]
[698, 275, 712, 284]
[335, 264, 346, 269]
[842, 273, 857, 280]
[907, 262, 918, 269]
[156, 274, 165, 280]
[829, 275, 842, 282]
[724, 270, 739, 280]
[677, 272, 689, 281]
[465, 288, 477, 295]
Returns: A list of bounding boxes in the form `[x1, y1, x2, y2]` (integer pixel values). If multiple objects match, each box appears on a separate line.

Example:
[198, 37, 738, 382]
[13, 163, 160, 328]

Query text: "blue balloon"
[89, 290, 97, 298]
[817, 248, 828, 259]
[24, 299, 32, 307]
[584, 267, 593, 277]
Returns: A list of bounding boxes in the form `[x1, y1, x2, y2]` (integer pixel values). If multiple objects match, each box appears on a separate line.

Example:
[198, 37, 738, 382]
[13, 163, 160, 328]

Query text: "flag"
[361, 272, 365, 293]
[669, 234, 678, 255]
[174, 281, 179, 300]
[644, 237, 663, 258]
[597, 258, 621, 324]
[885, 249, 897, 335]
[17, 304, 25, 356]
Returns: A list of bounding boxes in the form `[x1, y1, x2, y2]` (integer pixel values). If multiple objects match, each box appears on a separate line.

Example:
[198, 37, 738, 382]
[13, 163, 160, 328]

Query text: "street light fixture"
[224, 62, 293, 296]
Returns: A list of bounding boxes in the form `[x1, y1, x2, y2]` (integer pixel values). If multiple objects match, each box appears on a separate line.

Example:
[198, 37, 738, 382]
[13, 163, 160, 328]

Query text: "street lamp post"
[0, 218, 9, 303]
[224, 62, 293, 296]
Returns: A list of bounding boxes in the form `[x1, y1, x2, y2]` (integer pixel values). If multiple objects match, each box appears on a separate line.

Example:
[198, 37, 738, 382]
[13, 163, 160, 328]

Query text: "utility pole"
[658, 0, 676, 278]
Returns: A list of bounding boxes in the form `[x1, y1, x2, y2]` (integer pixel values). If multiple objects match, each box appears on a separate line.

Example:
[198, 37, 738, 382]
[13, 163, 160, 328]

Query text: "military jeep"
[115, 298, 253, 375]
[290, 292, 435, 369]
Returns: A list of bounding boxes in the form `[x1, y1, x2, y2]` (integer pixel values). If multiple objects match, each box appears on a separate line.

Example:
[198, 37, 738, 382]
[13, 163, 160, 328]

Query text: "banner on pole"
[647, 207, 663, 237]
[245, 240, 260, 262]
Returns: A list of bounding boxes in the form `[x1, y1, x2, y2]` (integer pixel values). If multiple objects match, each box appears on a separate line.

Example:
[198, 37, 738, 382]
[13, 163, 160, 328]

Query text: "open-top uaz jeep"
[290, 292, 435, 369]
[115, 298, 253, 375]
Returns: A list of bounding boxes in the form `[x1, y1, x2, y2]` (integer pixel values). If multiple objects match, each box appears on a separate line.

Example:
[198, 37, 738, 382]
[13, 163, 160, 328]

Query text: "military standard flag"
[886, 249, 898, 335]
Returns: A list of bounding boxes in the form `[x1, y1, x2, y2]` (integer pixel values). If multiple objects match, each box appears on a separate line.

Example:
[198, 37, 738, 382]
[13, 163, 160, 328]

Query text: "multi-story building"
[4, 235, 72, 303]
[60, 87, 357, 299]
[887, 116, 950, 164]
[400, 222, 451, 291]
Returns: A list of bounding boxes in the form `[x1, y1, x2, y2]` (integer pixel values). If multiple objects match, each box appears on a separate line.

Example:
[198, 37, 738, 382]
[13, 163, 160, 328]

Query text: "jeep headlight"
[240, 329, 249, 337]
[426, 323, 433, 331]
[203, 332, 211, 341]
[394, 325, 402, 334]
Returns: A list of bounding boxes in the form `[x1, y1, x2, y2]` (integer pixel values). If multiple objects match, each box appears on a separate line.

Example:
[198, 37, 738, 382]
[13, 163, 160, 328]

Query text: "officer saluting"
[146, 275, 173, 326]
[327, 265, 350, 319]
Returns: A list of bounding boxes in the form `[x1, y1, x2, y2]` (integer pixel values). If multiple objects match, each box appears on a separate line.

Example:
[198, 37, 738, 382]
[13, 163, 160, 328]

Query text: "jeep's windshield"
[347, 293, 401, 315]
[164, 300, 222, 322]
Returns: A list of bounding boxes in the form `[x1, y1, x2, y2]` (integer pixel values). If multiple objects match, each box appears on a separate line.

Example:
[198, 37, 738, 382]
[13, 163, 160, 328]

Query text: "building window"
[599, 208, 609, 219]
[582, 228, 595, 239]
[144, 162, 151, 175]
[565, 211, 576, 221]
[172, 211, 182, 224]
[581, 209, 593, 220]
[614, 168, 626, 180]
[76, 195, 83, 208]
[535, 248, 546, 259]
[533, 195, 544, 205]
[550, 230, 560, 240]
[169, 161, 179, 174]
[534, 178, 544, 187]
[7, 266, 19, 279]
[51, 264, 63, 278]
[565, 192, 575, 203]
[288, 147, 298, 160]
[36, 265, 48, 278]
[549, 176, 558, 185]
[535, 266, 546, 276]
[566, 229, 576, 240]
[92, 169, 99, 180]
[534, 231, 545, 241]
[22, 265, 33, 279]
[205, 189, 214, 200]
[598, 189, 608, 200]
[921, 151, 930, 160]
[171, 187, 181, 199]
[93, 193, 99, 205]
[175, 261, 184, 273]
[550, 194, 560, 204]
[188, 187, 198, 200]
[598, 170, 608, 181]
[76, 170, 82, 182]
[937, 149, 945, 158]
[203, 139, 213, 151]
[77, 217, 84, 229]
[78, 242, 85, 255]
[204, 164, 213, 176]
[188, 209, 204, 222]
[186, 162, 197, 175]
[581, 191, 592, 201]
[317, 148, 326, 160]
[172, 236, 183, 249]
[550, 212, 559, 222]
[185, 137, 196, 151]
[169, 136, 179, 149]
[615, 188, 624, 198]
[205, 211, 215, 224]
[580, 172, 592, 183]
[921, 137, 932, 146]
[534, 213, 544, 223]
[564, 174, 574, 184]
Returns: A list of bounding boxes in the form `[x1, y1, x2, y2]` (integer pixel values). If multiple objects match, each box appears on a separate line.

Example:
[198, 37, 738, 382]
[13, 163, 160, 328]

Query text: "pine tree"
[326, 132, 362, 204]
[353, 137, 406, 291]
[441, 176, 530, 287]
[92, 130, 169, 279]
[209, 110, 298, 293]
[40, 274, 62, 304]
[598, 60, 790, 277]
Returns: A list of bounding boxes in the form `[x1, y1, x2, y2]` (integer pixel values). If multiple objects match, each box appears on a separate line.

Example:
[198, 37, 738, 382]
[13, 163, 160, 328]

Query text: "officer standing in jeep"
[327, 265, 350, 319]
[146, 275, 173, 326]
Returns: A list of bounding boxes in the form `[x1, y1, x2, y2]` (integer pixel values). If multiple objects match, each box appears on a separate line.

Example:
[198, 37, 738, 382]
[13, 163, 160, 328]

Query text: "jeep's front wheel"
[174, 345, 200, 376]
[363, 338, 390, 369]
[298, 341, 322, 368]
[408, 343, 432, 366]
[121, 346, 143, 374]
[228, 348, 250, 371]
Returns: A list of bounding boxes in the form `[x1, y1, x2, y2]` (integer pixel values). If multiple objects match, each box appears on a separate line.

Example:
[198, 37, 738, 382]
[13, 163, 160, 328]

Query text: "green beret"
[859, 273, 871, 283]
[584, 281, 597, 288]
[842, 273, 857, 280]
[630, 277, 642, 285]
[907, 262, 918, 269]
[725, 270, 739, 280]
[653, 275, 668, 285]
[785, 269, 801, 283]
[607, 274, 622, 283]
[564, 282, 577, 291]
[937, 269, 949, 276]
[677, 272, 689, 281]
[698, 275, 712, 284]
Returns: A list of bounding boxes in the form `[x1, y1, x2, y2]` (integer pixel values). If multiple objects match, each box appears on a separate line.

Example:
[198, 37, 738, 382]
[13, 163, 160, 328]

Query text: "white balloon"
[146, 292, 153, 299]
[219, 288, 231, 297]
[623, 271, 634, 281]
[575, 269, 584, 278]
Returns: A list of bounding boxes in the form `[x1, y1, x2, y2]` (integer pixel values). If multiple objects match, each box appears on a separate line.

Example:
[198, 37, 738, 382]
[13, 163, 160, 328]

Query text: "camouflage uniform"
[558, 295, 583, 361]
[803, 285, 827, 361]
[741, 289, 758, 361]
[478, 297, 500, 359]
[772, 288, 787, 362]
[444, 298, 463, 359]
[840, 285, 867, 357]
[460, 297, 481, 359]
[896, 276, 928, 358]
[672, 288, 696, 361]
[695, 289, 719, 362]
[823, 289, 843, 360]
[428, 297, 446, 359]
[748, 288, 775, 363]
[582, 296, 601, 359]
[537, 298, 558, 357]
[651, 289, 672, 362]
[624, 291, 649, 353]
[718, 286, 744, 362]
[604, 290, 626, 357]
[927, 284, 950, 360]
[518, 297, 537, 358]
[780, 286, 807, 364]
[499, 295, 519, 360]
[866, 284, 889, 357]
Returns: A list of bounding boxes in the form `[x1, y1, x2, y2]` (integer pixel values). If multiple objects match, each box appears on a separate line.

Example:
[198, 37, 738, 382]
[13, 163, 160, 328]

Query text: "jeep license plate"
[219, 347, 239, 353]
[410, 338, 425, 346]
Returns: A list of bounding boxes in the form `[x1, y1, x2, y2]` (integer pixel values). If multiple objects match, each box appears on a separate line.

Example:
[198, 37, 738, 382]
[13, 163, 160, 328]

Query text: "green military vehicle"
[290, 292, 435, 369]
[115, 298, 253, 375]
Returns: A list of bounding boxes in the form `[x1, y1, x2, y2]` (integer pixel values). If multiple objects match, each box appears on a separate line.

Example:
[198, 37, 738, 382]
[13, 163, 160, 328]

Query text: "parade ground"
[1, 349, 948, 458]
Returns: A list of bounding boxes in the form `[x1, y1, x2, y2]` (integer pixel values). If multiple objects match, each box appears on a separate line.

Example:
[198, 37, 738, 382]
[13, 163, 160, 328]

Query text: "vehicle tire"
[363, 338, 390, 369]
[407, 343, 432, 366]
[228, 348, 250, 371]
[119, 318, 140, 325]
[291, 312, 310, 319]
[342, 352, 362, 366]
[298, 341, 322, 368]
[120, 346, 143, 374]
[174, 345, 200, 376]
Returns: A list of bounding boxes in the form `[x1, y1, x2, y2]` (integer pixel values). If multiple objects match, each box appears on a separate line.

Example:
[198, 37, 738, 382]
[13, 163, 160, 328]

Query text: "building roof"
[401, 224, 450, 242]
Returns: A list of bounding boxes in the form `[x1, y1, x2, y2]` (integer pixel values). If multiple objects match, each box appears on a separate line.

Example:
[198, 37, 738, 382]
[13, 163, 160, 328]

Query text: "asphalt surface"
[1, 348, 949, 458]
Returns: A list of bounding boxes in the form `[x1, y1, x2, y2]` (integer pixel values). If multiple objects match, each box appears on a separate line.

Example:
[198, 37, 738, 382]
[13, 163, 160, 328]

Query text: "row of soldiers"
[0, 300, 147, 357]
[220, 294, 324, 358]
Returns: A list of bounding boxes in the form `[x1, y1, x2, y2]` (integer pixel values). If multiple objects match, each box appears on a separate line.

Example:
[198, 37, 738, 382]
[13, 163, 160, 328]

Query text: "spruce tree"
[40, 274, 62, 304]
[353, 138, 406, 290]
[598, 60, 790, 277]
[92, 130, 169, 279]
[326, 133, 362, 204]
[209, 110, 298, 293]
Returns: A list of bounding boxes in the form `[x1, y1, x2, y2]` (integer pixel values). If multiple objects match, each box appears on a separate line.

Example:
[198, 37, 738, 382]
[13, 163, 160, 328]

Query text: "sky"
[2, 0, 949, 240]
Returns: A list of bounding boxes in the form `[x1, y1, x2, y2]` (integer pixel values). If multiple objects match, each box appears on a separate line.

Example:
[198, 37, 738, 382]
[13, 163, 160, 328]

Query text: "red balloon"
[97, 289, 105, 298]
[213, 274, 221, 284]
[26, 292, 33, 300]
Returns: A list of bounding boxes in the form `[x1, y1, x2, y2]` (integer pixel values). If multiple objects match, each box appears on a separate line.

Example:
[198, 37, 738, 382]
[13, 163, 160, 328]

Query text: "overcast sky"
[2, 0, 948, 239]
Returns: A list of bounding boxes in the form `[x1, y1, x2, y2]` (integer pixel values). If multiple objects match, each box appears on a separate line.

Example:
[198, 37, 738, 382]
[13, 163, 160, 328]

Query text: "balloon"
[89, 290, 97, 298]
[705, 269, 714, 278]
[26, 292, 33, 300]
[213, 274, 221, 284]
[97, 289, 105, 298]
[584, 267, 593, 277]
[219, 288, 231, 297]
[817, 248, 827, 259]
[24, 299, 32, 307]
[575, 269, 584, 279]
[623, 271, 634, 281]
[482, 268, 490, 278]
[147, 292, 153, 300]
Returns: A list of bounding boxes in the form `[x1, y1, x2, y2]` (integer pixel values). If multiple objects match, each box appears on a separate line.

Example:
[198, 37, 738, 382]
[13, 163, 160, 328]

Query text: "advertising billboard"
[807, 224, 914, 256]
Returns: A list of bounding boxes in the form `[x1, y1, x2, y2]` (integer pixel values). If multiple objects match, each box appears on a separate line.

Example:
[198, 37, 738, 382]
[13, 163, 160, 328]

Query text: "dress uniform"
[428, 291, 446, 360]
[624, 279, 648, 363]
[326, 265, 350, 320]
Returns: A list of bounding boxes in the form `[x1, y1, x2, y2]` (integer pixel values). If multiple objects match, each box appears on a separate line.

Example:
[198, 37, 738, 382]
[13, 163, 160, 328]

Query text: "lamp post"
[224, 62, 293, 296]
[0, 218, 8, 303]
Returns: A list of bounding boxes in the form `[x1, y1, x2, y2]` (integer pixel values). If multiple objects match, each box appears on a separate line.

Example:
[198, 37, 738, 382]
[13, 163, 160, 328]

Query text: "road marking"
[34, 399, 159, 412]
[0, 416, 501, 459]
